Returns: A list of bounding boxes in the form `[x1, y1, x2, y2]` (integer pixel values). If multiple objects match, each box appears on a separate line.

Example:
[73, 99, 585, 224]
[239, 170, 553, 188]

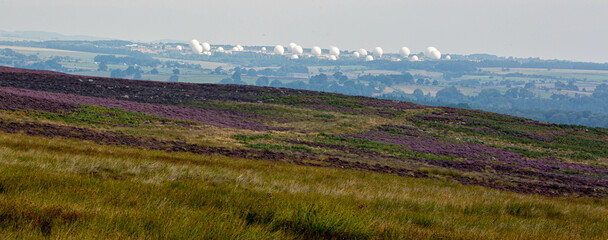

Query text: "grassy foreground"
[1, 132, 607, 239]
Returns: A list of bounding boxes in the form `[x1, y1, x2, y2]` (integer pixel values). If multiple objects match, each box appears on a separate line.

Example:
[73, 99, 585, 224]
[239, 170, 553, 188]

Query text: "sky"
[2, 0, 608, 62]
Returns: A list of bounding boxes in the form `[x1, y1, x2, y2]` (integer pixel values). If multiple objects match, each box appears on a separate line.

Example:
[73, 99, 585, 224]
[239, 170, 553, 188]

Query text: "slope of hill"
[0, 66, 607, 239]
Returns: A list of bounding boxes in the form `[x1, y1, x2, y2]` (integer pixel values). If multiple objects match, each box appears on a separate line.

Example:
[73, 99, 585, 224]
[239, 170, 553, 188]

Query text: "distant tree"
[550, 94, 567, 100]
[172, 69, 180, 75]
[258, 68, 275, 76]
[214, 66, 223, 74]
[593, 84, 608, 99]
[150, 68, 159, 74]
[413, 88, 424, 99]
[98, 62, 108, 71]
[285, 81, 307, 89]
[333, 72, 343, 80]
[432, 80, 439, 86]
[0, 48, 16, 56]
[519, 88, 535, 99]
[219, 78, 234, 84]
[231, 68, 241, 81]
[110, 69, 125, 78]
[124, 66, 136, 76]
[554, 81, 566, 90]
[505, 88, 521, 99]
[309, 73, 328, 85]
[477, 88, 502, 99]
[255, 77, 269, 86]
[436, 86, 465, 102]
[270, 80, 284, 88]
[168, 75, 179, 82]
[133, 72, 142, 80]
[567, 81, 579, 91]
[416, 79, 425, 85]
[524, 81, 536, 89]
[246, 68, 257, 76]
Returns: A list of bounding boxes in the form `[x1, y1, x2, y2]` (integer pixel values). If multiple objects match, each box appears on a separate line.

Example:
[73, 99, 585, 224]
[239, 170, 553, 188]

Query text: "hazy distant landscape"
[2, 37, 608, 128]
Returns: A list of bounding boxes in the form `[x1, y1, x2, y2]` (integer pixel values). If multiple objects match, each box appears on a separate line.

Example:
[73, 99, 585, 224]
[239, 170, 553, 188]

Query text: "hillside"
[0, 66, 607, 239]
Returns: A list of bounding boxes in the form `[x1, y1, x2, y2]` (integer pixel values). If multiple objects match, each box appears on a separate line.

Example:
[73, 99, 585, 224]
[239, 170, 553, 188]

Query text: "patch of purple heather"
[347, 129, 523, 163]
[299, 97, 326, 104]
[0, 90, 78, 113]
[301, 104, 371, 115]
[339, 125, 608, 196]
[0, 87, 288, 131]
[357, 128, 607, 174]
[415, 114, 467, 124]
[359, 99, 428, 110]
[416, 111, 554, 142]
[474, 127, 554, 142]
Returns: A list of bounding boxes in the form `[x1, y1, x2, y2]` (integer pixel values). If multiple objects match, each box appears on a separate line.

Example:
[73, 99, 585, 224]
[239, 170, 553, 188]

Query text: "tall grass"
[0, 132, 607, 239]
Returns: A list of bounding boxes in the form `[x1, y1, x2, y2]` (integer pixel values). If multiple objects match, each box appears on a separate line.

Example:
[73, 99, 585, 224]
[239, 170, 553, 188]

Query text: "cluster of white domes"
[185, 39, 450, 61]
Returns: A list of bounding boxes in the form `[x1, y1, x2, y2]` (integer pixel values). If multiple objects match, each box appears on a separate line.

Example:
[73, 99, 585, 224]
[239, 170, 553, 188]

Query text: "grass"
[1, 132, 608, 239]
[231, 134, 272, 143]
[23, 105, 169, 127]
[245, 143, 314, 152]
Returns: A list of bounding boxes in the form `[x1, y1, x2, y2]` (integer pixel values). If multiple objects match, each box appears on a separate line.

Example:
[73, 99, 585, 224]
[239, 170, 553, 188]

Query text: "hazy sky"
[2, 0, 608, 62]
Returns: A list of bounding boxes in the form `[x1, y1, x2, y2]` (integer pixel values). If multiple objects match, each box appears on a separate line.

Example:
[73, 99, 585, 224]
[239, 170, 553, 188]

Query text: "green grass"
[245, 143, 314, 152]
[2, 65, 608, 238]
[0, 132, 607, 239]
[313, 113, 336, 119]
[231, 134, 272, 143]
[22, 105, 193, 128]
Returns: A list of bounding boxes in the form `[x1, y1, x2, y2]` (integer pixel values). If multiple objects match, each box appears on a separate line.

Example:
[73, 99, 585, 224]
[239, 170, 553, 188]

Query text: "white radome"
[424, 46, 441, 60]
[426, 47, 438, 56]
[329, 55, 337, 61]
[311, 46, 322, 56]
[274, 45, 285, 55]
[190, 40, 203, 54]
[353, 52, 361, 58]
[399, 47, 410, 58]
[410, 55, 419, 61]
[430, 50, 441, 60]
[202, 42, 211, 52]
[261, 47, 267, 52]
[288, 43, 297, 51]
[365, 55, 374, 61]
[293, 45, 303, 55]
[445, 55, 451, 60]
[358, 48, 368, 56]
[176, 45, 183, 51]
[216, 47, 225, 53]
[373, 47, 383, 58]
[236, 45, 244, 51]
[290, 54, 299, 60]
[329, 46, 340, 56]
